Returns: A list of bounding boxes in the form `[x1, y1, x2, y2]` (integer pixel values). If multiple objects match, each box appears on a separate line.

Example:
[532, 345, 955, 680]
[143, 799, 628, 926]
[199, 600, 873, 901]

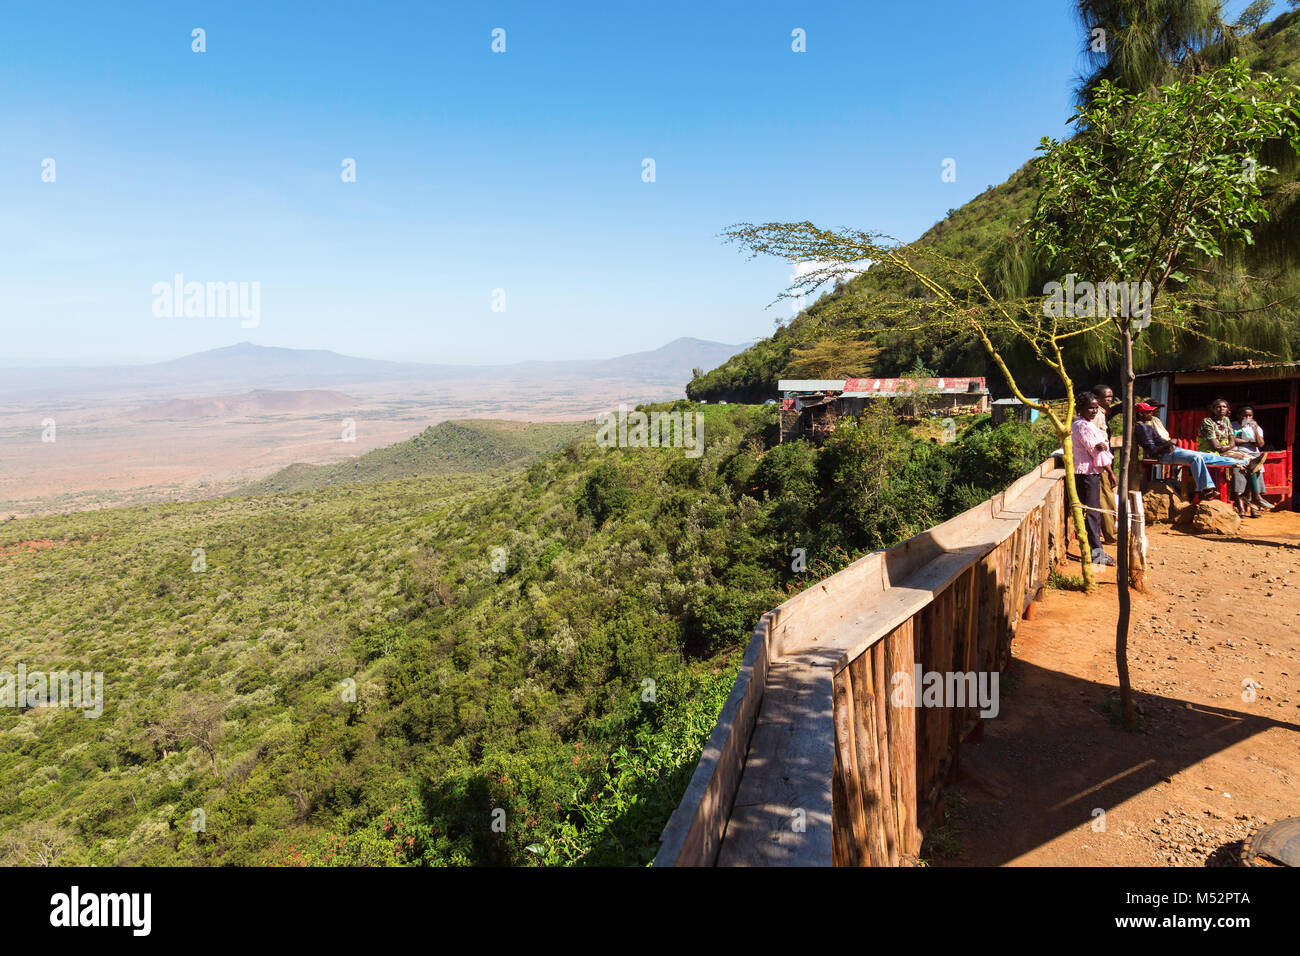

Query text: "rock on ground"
[1143, 478, 1187, 525]
[1190, 499, 1242, 535]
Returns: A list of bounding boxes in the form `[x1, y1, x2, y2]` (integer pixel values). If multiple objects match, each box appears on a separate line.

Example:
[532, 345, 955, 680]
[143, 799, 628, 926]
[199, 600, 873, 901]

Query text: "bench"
[1141, 438, 1289, 505]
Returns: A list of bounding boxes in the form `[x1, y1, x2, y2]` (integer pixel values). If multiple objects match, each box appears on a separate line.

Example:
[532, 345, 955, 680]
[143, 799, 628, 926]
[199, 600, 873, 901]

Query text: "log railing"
[654, 457, 1068, 866]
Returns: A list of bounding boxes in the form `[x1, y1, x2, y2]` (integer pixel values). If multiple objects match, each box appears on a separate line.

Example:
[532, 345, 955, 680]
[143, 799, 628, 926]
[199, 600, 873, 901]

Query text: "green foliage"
[1030, 60, 1300, 313]
[1076, 0, 1232, 104]
[781, 338, 881, 379]
[693, 25, 1300, 405]
[816, 405, 916, 551]
[685, 335, 794, 404]
[578, 462, 633, 525]
[1237, 0, 1277, 35]
[812, 408, 1057, 553]
[240, 419, 589, 494]
[686, 586, 773, 656]
[0, 397, 1059, 867]
[943, 416, 1057, 494]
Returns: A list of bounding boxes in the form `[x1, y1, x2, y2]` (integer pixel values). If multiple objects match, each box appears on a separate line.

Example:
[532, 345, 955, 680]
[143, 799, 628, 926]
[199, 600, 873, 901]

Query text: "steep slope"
[689, 11, 1300, 404]
[237, 419, 591, 494]
[0, 401, 1056, 867]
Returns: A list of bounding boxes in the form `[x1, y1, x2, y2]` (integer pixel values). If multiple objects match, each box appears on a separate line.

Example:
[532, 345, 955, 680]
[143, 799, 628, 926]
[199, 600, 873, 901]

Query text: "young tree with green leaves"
[720, 222, 1117, 590]
[899, 357, 939, 419]
[1028, 59, 1300, 727]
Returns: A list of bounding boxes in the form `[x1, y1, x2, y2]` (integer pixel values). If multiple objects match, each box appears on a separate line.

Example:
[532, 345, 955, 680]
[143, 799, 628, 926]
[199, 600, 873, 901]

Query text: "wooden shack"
[778, 377, 991, 443]
[837, 377, 990, 417]
[1137, 361, 1299, 509]
[990, 397, 1041, 425]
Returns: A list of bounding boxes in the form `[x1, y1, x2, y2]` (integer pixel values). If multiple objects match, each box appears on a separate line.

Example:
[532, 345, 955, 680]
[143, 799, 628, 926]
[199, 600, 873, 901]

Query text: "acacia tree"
[1235, 0, 1276, 34]
[0, 821, 71, 866]
[1029, 60, 1300, 727]
[148, 694, 225, 777]
[721, 223, 1124, 590]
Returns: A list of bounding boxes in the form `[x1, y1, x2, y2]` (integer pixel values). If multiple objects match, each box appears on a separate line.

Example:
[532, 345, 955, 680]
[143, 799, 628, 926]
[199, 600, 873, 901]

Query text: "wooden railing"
[654, 458, 1068, 866]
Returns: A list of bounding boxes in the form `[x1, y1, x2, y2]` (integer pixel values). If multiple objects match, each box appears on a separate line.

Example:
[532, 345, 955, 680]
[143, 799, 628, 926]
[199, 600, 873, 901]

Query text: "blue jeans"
[1158, 447, 1241, 492]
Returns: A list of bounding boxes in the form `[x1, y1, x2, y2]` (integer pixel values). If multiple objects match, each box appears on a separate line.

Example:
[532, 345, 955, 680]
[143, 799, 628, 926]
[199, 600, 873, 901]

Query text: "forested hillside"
[688, 10, 1300, 404]
[0, 405, 1055, 866]
[239, 419, 590, 495]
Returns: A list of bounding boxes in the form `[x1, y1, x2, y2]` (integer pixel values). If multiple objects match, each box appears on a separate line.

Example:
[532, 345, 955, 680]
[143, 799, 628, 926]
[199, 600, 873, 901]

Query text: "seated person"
[1233, 404, 1272, 513]
[1135, 402, 1240, 499]
[1199, 398, 1263, 517]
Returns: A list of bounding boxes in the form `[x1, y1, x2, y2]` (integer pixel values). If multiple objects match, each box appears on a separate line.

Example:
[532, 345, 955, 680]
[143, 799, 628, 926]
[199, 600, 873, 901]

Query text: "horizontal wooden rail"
[654, 458, 1068, 866]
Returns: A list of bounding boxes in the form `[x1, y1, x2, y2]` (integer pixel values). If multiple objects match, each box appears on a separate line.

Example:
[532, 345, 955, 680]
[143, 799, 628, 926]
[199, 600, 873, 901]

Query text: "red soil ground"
[936, 511, 1300, 866]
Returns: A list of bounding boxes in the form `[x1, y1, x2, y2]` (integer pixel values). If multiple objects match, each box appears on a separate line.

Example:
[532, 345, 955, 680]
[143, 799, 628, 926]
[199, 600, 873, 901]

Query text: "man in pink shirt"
[1090, 383, 1121, 543]
[1071, 392, 1116, 567]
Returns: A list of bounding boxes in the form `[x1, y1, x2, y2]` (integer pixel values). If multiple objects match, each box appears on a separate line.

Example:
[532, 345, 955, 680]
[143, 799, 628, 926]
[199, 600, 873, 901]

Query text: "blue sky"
[0, 0, 1271, 365]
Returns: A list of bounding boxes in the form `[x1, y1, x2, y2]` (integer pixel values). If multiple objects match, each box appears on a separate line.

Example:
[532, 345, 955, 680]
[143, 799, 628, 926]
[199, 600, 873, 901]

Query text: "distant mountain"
[505, 337, 747, 380]
[237, 418, 589, 494]
[137, 388, 358, 420]
[147, 343, 429, 384]
[0, 337, 747, 400]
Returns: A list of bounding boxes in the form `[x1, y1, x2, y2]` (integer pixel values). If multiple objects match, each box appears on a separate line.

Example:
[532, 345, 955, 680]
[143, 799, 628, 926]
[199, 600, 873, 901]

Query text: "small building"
[777, 382, 842, 444]
[991, 397, 1041, 426]
[1137, 361, 1299, 509]
[777, 376, 991, 443]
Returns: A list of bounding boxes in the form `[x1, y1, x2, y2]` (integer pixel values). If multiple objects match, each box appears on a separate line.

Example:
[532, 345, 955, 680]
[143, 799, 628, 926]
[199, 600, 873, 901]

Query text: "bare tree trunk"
[1055, 395, 1094, 592]
[1116, 327, 1137, 729]
[1064, 465, 1095, 591]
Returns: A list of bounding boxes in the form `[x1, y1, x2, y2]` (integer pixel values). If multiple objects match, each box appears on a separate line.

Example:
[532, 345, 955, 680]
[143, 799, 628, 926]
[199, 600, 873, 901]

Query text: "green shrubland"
[0, 404, 1056, 866]
[239, 419, 590, 495]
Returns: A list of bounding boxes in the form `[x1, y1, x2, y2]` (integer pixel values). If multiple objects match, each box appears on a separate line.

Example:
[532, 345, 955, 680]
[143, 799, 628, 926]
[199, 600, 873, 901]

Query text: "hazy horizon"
[0, 334, 752, 370]
[1, 0, 1099, 367]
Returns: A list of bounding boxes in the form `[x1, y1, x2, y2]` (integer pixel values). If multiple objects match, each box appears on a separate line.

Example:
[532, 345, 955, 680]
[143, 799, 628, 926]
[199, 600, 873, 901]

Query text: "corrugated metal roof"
[779, 376, 989, 395]
[843, 376, 987, 393]
[1136, 361, 1300, 379]
[777, 379, 846, 392]
[842, 377, 988, 398]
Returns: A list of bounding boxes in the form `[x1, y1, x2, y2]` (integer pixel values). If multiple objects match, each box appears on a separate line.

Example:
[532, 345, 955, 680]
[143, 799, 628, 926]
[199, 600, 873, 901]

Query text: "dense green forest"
[0, 405, 1055, 866]
[688, 9, 1300, 405]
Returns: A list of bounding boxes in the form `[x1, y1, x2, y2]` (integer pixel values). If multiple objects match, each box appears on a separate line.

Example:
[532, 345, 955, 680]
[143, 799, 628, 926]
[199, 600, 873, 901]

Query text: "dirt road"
[936, 511, 1300, 866]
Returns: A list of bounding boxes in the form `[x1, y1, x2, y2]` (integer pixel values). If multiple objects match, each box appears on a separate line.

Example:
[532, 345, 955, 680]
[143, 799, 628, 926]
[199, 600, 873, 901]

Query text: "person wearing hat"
[1133, 402, 1240, 501]
[1143, 399, 1173, 443]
